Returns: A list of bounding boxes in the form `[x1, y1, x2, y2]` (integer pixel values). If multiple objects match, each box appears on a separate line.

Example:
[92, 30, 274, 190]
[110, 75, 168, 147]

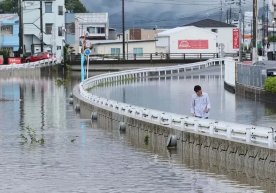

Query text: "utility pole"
[40, 0, 43, 52]
[122, 0, 125, 60]
[252, 0, 257, 62]
[220, 0, 223, 22]
[239, 0, 242, 61]
[262, 0, 266, 57]
[18, 0, 24, 56]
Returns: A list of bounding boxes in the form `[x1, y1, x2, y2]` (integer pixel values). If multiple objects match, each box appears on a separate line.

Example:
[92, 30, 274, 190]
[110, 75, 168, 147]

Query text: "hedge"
[264, 77, 276, 93]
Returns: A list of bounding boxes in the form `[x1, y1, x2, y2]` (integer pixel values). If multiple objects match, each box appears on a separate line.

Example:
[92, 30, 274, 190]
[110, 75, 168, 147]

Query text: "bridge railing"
[0, 58, 58, 70]
[79, 58, 275, 149]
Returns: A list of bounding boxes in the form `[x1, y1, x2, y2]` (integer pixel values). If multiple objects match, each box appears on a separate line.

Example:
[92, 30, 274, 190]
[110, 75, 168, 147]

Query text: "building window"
[45, 2, 52, 13]
[211, 29, 218, 33]
[87, 27, 105, 34]
[57, 46, 61, 50]
[45, 23, 53, 34]
[58, 27, 63, 36]
[97, 27, 105, 34]
[1, 25, 13, 35]
[133, 48, 143, 56]
[58, 6, 63, 15]
[87, 27, 97, 34]
[65, 23, 75, 34]
[111, 48, 120, 56]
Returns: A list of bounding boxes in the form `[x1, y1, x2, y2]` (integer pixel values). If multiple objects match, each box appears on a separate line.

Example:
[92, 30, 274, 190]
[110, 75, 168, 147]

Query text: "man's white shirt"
[191, 92, 211, 118]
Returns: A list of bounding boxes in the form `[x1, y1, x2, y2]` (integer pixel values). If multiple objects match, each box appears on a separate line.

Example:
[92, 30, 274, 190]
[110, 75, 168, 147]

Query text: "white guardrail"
[79, 58, 276, 149]
[0, 58, 58, 70]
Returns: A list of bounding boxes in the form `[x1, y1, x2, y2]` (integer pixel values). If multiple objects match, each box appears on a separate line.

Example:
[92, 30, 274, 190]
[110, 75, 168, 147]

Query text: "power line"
[126, 0, 220, 6]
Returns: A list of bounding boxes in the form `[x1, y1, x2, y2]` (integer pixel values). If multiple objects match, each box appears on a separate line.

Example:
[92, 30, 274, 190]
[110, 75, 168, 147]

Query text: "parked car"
[24, 52, 51, 63]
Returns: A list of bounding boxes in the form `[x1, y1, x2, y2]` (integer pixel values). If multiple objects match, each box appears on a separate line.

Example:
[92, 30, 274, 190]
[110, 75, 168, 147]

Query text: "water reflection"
[0, 68, 274, 192]
[92, 66, 276, 127]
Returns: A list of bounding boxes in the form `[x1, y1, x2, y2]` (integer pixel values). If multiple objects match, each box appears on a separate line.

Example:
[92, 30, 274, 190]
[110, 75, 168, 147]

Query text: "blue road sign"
[84, 48, 91, 56]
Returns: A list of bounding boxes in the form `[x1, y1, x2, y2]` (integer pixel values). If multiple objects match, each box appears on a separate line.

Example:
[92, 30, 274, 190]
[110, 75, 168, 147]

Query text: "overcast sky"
[81, 0, 254, 30]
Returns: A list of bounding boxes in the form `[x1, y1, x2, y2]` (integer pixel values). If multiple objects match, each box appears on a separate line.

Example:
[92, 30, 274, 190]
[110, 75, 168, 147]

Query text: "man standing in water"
[191, 85, 211, 119]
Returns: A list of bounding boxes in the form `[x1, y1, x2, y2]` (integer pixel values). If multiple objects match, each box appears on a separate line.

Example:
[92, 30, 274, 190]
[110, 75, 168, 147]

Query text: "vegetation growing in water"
[264, 77, 276, 93]
[144, 135, 149, 145]
[20, 126, 44, 145]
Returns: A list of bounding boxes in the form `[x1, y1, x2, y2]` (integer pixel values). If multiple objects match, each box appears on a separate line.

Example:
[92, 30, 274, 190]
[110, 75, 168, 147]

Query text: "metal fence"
[236, 63, 266, 88]
[70, 53, 219, 62]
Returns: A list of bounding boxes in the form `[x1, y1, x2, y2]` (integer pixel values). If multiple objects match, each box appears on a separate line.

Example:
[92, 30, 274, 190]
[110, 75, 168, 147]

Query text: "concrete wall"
[224, 57, 236, 92]
[73, 90, 276, 177]
[236, 83, 276, 103]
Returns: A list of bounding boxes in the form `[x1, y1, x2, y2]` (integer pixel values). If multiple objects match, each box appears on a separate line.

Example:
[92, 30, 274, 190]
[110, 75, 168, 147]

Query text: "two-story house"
[0, 14, 19, 55]
[23, 0, 65, 59]
[65, 12, 109, 54]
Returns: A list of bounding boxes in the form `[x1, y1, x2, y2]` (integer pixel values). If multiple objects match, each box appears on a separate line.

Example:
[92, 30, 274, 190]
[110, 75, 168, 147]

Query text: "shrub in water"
[264, 77, 276, 93]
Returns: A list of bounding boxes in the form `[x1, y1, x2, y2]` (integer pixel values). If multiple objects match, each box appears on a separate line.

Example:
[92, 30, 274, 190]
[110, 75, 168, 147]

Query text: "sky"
[81, 0, 254, 31]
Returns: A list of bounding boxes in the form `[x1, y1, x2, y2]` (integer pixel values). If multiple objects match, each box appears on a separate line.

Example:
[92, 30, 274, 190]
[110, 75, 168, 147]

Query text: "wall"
[94, 41, 156, 55]
[157, 27, 217, 54]
[73, 91, 276, 177]
[0, 14, 19, 52]
[224, 57, 236, 92]
[169, 28, 217, 54]
[203, 27, 239, 54]
[65, 13, 75, 45]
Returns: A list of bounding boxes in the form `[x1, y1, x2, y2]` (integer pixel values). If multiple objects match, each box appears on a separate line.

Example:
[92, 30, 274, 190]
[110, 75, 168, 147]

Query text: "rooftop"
[184, 19, 236, 28]
[157, 26, 216, 37]
[75, 13, 108, 24]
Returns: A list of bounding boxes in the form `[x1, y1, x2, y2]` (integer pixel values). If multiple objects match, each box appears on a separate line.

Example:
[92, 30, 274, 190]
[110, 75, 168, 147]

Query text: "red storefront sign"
[233, 28, 240, 49]
[178, 40, 208, 49]
[8, 58, 21, 64]
[0, 55, 3, 65]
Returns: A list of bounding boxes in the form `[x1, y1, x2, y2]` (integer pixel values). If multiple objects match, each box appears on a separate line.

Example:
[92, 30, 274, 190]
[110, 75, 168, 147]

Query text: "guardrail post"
[183, 53, 185, 60]
[194, 121, 199, 132]
[209, 123, 214, 135]
[134, 54, 136, 60]
[150, 54, 152, 62]
[268, 128, 275, 148]
[246, 127, 251, 143]
[199, 53, 202, 60]
[227, 127, 232, 138]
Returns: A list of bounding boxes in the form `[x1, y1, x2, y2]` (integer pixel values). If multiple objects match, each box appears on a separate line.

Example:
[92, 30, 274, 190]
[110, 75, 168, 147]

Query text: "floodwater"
[92, 66, 276, 128]
[0, 68, 275, 192]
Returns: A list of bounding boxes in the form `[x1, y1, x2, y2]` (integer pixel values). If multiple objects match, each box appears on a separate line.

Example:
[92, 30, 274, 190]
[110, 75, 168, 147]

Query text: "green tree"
[0, 0, 87, 14]
[0, 0, 18, 13]
[65, 0, 87, 13]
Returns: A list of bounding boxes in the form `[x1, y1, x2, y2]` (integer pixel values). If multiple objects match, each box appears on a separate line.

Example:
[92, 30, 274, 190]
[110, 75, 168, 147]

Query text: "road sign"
[84, 48, 91, 56]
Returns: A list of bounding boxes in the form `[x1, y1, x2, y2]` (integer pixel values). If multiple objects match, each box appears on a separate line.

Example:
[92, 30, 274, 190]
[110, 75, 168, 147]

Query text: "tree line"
[0, 0, 87, 14]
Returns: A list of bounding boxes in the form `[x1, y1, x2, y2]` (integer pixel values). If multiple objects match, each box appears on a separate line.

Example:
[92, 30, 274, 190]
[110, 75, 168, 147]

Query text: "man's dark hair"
[194, 85, 201, 92]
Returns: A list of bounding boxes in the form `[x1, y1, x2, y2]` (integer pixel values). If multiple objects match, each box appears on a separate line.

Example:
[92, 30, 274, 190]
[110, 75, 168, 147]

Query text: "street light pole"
[40, 0, 44, 52]
[122, 0, 125, 60]
[252, 0, 257, 63]
[273, 20, 275, 59]
[238, 0, 242, 62]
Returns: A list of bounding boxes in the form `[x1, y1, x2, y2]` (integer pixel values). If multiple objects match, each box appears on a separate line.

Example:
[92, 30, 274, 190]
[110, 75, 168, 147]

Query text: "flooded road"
[92, 67, 276, 127]
[0, 68, 274, 192]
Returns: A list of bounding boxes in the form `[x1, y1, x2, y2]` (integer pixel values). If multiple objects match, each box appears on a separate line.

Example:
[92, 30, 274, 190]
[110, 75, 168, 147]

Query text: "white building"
[92, 40, 156, 57]
[185, 19, 240, 54]
[23, 0, 65, 59]
[74, 13, 109, 53]
[156, 26, 218, 54]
